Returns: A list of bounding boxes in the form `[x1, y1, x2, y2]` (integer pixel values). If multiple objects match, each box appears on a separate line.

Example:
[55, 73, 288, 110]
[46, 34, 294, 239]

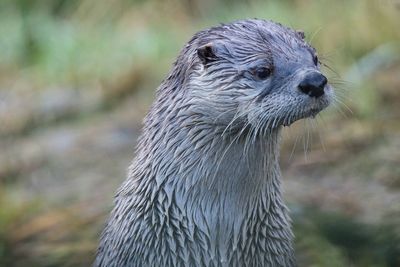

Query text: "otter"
[94, 19, 333, 267]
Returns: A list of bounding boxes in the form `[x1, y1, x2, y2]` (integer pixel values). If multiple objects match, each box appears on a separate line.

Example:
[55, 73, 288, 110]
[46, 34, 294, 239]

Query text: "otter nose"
[298, 72, 327, 98]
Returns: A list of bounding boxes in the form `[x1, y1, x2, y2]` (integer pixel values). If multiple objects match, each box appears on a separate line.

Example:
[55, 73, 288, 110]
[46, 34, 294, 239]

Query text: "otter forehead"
[195, 19, 314, 65]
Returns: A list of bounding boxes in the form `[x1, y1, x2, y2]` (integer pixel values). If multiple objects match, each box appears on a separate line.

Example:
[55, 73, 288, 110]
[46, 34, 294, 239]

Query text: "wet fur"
[94, 19, 332, 267]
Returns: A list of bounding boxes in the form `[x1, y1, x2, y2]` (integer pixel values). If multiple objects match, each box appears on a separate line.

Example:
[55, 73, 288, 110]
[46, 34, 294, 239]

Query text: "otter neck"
[116, 103, 296, 265]
[181, 129, 283, 211]
[133, 119, 293, 256]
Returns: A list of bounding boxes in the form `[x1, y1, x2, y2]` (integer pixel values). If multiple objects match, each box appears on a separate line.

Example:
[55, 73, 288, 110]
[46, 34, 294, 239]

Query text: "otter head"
[185, 19, 333, 136]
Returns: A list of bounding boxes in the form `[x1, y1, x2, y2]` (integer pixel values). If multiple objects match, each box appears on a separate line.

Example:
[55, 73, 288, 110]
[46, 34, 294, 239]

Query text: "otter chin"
[95, 19, 333, 267]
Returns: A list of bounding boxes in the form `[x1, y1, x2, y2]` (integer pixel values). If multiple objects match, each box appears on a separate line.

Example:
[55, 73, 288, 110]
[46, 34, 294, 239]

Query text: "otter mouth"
[281, 109, 321, 127]
[309, 107, 323, 117]
[282, 96, 331, 127]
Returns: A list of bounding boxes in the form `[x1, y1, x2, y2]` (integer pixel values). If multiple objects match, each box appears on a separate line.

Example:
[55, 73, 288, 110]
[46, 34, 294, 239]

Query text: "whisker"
[214, 106, 239, 124]
[331, 101, 349, 119]
[333, 95, 353, 115]
[313, 116, 326, 152]
[288, 127, 300, 162]
[321, 62, 341, 78]
[221, 108, 243, 137]
[316, 112, 328, 128]
[309, 27, 323, 44]
[302, 119, 310, 161]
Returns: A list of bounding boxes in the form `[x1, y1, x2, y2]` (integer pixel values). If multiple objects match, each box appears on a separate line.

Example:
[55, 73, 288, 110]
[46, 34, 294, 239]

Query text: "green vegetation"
[0, 0, 399, 266]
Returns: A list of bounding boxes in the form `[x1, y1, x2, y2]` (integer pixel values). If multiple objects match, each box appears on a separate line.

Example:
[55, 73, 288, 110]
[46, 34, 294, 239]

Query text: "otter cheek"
[258, 86, 273, 100]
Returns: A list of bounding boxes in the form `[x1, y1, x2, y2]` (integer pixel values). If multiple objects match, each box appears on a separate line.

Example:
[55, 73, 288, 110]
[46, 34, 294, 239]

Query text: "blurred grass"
[1, 0, 399, 88]
[0, 0, 399, 266]
[294, 208, 400, 267]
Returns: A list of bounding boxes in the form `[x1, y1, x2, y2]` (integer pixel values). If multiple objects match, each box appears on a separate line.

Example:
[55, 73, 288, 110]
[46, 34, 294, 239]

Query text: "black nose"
[298, 72, 327, 98]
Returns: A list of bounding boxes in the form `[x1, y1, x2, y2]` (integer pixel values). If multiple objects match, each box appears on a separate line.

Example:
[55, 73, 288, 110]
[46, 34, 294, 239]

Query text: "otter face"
[188, 19, 333, 134]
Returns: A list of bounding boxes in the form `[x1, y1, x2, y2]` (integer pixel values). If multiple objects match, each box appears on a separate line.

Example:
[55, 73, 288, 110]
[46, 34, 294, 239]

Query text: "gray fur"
[94, 19, 333, 267]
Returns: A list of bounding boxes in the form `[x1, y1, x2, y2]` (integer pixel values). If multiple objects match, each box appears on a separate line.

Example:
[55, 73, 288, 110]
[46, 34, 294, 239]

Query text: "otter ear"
[197, 43, 218, 65]
[296, 30, 305, 40]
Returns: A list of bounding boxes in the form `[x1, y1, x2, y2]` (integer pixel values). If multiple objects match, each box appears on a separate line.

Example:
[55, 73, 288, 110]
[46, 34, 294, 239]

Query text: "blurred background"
[0, 0, 399, 266]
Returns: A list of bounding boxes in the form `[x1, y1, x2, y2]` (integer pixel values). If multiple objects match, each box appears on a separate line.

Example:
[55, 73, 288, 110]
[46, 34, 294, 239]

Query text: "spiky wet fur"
[95, 19, 332, 267]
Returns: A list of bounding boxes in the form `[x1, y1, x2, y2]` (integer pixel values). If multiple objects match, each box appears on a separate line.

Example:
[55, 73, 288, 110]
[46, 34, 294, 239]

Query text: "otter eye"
[254, 67, 272, 80]
[313, 54, 319, 66]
